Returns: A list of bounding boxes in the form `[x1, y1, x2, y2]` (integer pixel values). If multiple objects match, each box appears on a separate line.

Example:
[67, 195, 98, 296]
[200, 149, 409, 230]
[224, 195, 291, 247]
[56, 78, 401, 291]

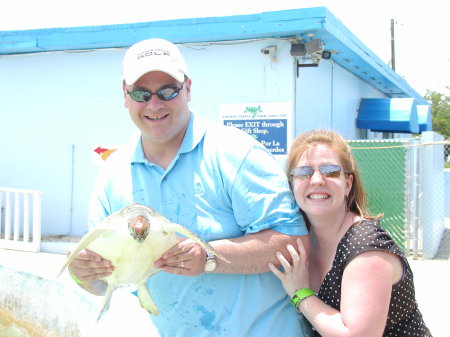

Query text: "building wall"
[1, 49, 134, 236]
[185, 39, 296, 120]
[0, 38, 389, 235]
[295, 58, 386, 139]
[445, 170, 450, 218]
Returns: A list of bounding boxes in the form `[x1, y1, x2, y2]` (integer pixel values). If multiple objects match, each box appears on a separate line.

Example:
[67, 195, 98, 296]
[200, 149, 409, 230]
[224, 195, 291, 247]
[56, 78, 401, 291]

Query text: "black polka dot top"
[312, 219, 432, 337]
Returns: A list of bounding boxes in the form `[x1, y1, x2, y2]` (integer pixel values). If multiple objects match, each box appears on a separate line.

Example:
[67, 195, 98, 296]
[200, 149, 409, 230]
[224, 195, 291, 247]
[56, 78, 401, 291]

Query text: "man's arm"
[212, 229, 310, 274]
[154, 229, 310, 276]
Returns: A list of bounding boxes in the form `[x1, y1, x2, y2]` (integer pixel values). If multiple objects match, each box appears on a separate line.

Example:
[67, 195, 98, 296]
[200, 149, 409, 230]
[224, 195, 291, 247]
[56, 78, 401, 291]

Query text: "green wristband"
[291, 288, 315, 310]
[69, 270, 86, 285]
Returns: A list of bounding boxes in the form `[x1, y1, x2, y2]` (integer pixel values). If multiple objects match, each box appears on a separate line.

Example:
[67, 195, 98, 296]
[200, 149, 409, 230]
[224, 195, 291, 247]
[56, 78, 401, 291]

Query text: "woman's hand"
[68, 249, 114, 282]
[268, 237, 310, 297]
[67, 249, 113, 295]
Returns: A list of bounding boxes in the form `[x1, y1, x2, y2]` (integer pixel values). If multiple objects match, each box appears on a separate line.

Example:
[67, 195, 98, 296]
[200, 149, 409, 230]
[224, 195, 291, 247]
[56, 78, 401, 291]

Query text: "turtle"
[58, 203, 230, 320]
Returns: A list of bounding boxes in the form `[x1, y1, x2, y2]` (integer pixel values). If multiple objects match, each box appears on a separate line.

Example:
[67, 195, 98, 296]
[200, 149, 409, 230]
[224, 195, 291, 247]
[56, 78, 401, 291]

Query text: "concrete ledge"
[40, 236, 81, 254]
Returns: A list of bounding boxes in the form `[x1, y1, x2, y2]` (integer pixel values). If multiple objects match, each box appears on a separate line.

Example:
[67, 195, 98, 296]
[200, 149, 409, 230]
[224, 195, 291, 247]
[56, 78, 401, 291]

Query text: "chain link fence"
[349, 140, 408, 250]
[349, 132, 447, 258]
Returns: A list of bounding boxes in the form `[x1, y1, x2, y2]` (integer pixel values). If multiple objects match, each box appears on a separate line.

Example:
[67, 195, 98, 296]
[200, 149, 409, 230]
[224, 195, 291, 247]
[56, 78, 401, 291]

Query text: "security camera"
[261, 46, 277, 60]
[322, 50, 332, 59]
[290, 38, 327, 66]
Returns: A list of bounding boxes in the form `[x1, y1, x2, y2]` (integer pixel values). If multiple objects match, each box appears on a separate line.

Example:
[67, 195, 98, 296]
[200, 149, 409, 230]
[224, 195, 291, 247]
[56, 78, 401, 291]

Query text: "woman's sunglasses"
[127, 82, 185, 103]
[290, 164, 343, 180]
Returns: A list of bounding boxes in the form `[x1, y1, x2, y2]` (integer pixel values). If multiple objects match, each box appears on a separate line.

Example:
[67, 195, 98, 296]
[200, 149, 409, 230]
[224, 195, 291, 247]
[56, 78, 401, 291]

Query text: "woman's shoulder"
[348, 218, 386, 237]
[347, 219, 394, 244]
[340, 219, 404, 261]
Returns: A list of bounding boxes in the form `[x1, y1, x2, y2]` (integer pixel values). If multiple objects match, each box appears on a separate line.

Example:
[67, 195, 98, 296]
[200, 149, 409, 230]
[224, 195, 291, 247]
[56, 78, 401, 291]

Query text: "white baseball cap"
[122, 38, 189, 85]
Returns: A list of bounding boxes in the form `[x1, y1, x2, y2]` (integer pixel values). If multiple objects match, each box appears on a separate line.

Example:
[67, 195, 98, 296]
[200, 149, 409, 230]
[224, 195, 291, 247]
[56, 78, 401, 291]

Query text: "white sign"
[220, 102, 293, 157]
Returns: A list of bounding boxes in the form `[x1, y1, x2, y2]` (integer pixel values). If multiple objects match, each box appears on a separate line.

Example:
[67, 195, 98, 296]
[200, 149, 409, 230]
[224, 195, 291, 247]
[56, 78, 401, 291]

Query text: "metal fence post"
[411, 137, 420, 259]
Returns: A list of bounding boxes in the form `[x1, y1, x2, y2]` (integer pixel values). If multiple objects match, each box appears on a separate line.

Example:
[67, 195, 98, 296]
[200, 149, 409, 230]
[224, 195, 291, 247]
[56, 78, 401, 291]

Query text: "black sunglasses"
[127, 82, 185, 103]
[290, 164, 343, 180]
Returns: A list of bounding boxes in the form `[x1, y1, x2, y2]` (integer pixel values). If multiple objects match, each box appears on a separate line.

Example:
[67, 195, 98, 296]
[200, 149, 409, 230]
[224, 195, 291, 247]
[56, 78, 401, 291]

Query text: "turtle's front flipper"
[97, 284, 115, 321]
[137, 283, 159, 316]
[57, 228, 112, 278]
[166, 223, 230, 263]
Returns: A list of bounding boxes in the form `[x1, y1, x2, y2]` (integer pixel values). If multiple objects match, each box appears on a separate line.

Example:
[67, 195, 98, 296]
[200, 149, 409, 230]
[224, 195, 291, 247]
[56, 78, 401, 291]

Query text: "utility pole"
[390, 19, 396, 71]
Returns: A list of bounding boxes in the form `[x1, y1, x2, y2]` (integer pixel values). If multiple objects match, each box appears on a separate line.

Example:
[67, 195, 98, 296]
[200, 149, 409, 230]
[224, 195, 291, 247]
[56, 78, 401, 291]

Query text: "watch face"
[205, 257, 217, 272]
[205, 263, 213, 272]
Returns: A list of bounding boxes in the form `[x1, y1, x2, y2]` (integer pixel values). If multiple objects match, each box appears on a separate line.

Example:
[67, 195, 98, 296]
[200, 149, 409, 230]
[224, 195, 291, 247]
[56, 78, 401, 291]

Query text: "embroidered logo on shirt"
[194, 182, 204, 195]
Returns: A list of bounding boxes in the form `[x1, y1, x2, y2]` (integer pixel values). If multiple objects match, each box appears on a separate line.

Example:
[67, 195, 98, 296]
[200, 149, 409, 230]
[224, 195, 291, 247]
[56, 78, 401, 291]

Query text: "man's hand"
[153, 238, 206, 276]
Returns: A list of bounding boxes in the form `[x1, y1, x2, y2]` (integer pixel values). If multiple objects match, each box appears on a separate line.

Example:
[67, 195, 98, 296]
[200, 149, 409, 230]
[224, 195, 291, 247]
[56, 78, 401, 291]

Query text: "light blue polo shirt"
[89, 113, 310, 337]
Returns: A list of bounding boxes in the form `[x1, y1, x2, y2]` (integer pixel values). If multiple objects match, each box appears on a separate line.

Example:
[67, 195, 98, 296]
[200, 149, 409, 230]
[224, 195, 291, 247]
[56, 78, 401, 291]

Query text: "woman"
[269, 130, 431, 337]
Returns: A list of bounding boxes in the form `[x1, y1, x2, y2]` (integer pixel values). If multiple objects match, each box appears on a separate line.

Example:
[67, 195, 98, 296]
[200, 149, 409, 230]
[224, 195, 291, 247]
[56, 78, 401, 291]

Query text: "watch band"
[291, 288, 315, 310]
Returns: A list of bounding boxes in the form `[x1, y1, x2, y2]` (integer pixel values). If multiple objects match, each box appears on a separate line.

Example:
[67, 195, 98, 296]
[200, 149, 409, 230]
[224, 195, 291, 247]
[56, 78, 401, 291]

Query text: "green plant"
[424, 89, 450, 140]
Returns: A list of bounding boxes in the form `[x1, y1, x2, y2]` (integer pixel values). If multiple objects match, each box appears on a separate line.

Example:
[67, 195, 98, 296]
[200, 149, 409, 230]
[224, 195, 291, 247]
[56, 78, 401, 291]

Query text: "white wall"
[0, 39, 298, 235]
[420, 132, 446, 258]
[445, 169, 450, 218]
[0, 49, 135, 235]
[182, 39, 296, 121]
[295, 58, 385, 139]
[0, 38, 393, 236]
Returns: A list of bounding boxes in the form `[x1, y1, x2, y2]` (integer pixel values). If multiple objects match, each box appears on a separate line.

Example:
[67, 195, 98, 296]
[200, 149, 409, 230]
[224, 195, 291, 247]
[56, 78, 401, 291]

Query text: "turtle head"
[128, 215, 150, 242]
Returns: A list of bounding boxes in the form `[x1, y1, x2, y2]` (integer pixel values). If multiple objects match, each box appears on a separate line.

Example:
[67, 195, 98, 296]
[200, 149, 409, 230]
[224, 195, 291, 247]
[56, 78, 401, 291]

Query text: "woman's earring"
[344, 195, 349, 211]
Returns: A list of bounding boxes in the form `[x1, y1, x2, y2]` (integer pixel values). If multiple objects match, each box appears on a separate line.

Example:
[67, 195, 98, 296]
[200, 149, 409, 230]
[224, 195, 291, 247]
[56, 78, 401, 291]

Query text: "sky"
[1, 0, 448, 96]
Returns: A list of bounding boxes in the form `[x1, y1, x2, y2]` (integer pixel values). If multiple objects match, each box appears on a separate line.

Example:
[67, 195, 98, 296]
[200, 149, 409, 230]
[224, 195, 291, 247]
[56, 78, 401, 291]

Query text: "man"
[68, 38, 310, 337]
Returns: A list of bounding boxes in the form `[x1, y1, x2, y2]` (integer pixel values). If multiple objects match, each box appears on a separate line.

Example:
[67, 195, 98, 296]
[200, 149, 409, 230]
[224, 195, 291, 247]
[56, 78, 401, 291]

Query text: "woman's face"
[291, 144, 353, 221]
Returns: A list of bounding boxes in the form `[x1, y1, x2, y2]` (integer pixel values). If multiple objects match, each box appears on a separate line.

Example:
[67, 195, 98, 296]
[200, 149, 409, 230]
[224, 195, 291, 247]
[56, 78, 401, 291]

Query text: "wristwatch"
[204, 251, 218, 273]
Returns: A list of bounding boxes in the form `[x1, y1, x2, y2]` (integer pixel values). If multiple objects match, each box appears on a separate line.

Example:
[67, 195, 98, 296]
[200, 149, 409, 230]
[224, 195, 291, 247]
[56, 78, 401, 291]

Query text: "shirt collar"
[130, 112, 207, 164]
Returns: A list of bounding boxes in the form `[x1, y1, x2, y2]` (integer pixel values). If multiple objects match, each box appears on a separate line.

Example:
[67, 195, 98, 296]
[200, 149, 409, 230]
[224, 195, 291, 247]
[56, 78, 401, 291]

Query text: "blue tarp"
[417, 105, 432, 132]
[357, 98, 420, 133]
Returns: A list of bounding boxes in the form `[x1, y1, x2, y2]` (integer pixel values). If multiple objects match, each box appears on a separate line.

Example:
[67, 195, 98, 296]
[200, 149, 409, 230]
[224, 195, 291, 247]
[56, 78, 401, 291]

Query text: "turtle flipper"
[137, 283, 159, 316]
[97, 284, 115, 321]
[57, 228, 112, 278]
[166, 223, 230, 263]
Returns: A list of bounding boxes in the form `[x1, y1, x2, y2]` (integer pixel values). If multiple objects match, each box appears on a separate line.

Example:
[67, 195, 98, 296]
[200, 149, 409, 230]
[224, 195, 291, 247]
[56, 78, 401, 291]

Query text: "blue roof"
[0, 7, 427, 104]
[357, 98, 420, 133]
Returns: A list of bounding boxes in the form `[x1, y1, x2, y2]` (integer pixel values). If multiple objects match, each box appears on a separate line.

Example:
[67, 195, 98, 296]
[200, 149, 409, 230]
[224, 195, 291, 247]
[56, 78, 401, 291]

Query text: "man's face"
[123, 71, 192, 147]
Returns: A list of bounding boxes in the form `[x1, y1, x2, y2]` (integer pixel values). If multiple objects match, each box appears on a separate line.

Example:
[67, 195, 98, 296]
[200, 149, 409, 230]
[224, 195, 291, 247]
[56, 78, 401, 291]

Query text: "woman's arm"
[270, 238, 403, 337]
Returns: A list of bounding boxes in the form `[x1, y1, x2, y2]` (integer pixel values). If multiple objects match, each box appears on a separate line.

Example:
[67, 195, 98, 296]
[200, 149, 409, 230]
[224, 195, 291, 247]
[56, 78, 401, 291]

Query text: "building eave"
[0, 7, 427, 104]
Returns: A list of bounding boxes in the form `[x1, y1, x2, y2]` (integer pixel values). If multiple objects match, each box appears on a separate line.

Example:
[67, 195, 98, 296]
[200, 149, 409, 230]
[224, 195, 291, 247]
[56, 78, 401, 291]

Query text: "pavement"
[1, 220, 449, 337]
[407, 217, 450, 337]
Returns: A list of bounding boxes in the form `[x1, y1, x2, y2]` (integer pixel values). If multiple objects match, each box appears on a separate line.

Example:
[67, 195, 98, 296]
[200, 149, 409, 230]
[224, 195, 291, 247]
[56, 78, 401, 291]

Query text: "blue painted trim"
[0, 8, 328, 53]
[357, 98, 420, 133]
[0, 7, 426, 104]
